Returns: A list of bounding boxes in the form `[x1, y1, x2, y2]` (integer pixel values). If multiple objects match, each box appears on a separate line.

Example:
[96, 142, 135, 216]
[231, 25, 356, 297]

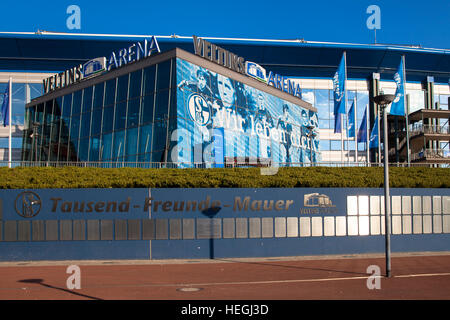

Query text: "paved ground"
[0, 252, 449, 302]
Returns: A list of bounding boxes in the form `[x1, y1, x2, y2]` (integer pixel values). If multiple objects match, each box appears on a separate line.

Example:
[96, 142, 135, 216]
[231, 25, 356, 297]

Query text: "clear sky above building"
[0, 0, 449, 49]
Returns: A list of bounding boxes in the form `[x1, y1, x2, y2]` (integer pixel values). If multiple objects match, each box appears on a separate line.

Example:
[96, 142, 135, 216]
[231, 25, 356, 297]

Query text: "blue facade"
[1, 188, 449, 261]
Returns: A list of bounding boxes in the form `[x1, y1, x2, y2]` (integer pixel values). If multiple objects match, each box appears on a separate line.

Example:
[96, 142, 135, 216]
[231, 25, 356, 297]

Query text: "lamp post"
[372, 93, 395, 278]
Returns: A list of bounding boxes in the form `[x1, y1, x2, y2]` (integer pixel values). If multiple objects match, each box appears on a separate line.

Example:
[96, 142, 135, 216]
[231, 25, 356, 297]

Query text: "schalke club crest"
[15, 191, 42, 218]
[187, 93, 211, 126]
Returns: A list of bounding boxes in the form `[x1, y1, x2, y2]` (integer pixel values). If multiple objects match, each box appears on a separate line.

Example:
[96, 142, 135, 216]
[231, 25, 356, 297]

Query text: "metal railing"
[0, 160, 446, 168]
[411, 148, 449, 161]
[410, 124, 450, 137]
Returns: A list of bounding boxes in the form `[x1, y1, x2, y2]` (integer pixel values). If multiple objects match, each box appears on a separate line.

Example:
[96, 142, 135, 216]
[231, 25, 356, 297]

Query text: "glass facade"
[22, 55, 319, 166]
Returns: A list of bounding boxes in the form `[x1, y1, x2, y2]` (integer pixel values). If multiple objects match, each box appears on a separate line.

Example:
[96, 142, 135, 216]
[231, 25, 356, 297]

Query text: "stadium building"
[0, 32, 449, 167]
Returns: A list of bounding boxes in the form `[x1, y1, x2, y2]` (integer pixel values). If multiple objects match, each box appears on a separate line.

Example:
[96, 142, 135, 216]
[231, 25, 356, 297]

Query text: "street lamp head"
[372, 94, 395, 107]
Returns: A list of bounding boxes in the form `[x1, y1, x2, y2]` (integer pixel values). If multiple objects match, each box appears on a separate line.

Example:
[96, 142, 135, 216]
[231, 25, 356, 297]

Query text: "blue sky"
[1, 0, 449, 49]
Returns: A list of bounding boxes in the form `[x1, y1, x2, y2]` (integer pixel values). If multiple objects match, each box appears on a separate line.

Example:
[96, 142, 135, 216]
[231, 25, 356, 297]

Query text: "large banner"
[173, 59, 320, 166]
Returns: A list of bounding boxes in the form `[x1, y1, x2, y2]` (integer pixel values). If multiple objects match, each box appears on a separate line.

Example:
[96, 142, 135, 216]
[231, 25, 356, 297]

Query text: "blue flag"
[333, 53, 347, 115]
[333, 53, 346, 134]
[1, 83, 9, 127]
[389, 57, 406, 116]
[369, 115, 379, 149]
[334, 112, 342, 134]
[357, 107, 368, 143]
[348, 100, 355, 138]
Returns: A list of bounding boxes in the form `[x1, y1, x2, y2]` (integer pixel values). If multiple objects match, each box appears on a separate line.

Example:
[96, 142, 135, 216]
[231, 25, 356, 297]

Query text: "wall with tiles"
[0, 188, 449, 261]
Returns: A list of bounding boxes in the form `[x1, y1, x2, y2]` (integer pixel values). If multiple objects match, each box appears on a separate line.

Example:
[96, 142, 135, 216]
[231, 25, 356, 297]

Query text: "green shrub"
[0, 166, 448, 189]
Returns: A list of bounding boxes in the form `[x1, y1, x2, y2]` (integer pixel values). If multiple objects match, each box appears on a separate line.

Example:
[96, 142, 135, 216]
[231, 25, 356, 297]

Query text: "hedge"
[0, 166, 448, 189]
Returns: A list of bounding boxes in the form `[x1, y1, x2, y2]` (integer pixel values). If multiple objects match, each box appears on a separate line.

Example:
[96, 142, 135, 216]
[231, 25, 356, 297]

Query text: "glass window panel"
[129, 70, 142, 99]
[29, 83, 43, 100]
[140, 94, 154, 124]
[114, 102, 127, 130]
[152, 121, 167, 151]
[151, 150, 164, 162]
[62, 94, 72, 118]
[72, 90, 82, 115]
[93, 82, 105, 109]
[142, 65, 156, 95]
[104, 78, 116, 106]
[80, 112, 91, 138]
[82, 86, 93, 113]
[11, 83, 25, 125]
[302, 89, 315, 105]
[78, 137, 89, 161]
[125, 127, 138, 157]
[100, 133, 112, 161]
[68, 139, 79, 161]
[319, 140, 330, 151]
[319, 118, 330, 129]
[169, 88, 177, 119]
[407, 89, 425, 113]
[102, 106, 114, 133]
[315, 89, 330, 120]
[156, 60, 171, 91]
[127, 98, 140, 128]
[330, 140, 342, 151]
[53, 97, 62, 122]
[154, 90, 170, 122]
[138, 124, 153, 154]
[89, 136, 100, 161]
[439, 95, 449, 105]
[356, 91, 369, 128]
[113, 130, 125, 161]
[116, 74, 129, 102]
[91, 108, 102, 136]
[70, 114, 80, 141]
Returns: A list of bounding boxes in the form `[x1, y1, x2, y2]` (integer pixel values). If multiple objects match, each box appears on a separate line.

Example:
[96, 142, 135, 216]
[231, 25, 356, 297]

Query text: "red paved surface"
[0, 253, 449, 300]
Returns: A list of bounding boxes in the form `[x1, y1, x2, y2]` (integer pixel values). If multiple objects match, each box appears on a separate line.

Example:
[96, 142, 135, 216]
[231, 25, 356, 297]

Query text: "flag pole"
[8, 77, 12, 168]
[354, 97, 358, 164]
[366, 104, 369, 165]
[344, 51, 348, 165]
[403, 55, 411, 167]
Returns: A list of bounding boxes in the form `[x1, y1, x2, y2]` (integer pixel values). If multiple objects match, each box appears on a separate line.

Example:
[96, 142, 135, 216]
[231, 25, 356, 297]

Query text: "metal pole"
[8, 78, 12, 168]
[382, 105, 391, 277]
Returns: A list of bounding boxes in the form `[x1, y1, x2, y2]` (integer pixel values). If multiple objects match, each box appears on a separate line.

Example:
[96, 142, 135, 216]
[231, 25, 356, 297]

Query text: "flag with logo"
[347, 100, 355, 138]
[357, 107, 368, 143]
[369, 114, 379, 149]
[389, 57, 406, 116]
[1, 82, 9, 127]
[333, 52, 347, 133]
